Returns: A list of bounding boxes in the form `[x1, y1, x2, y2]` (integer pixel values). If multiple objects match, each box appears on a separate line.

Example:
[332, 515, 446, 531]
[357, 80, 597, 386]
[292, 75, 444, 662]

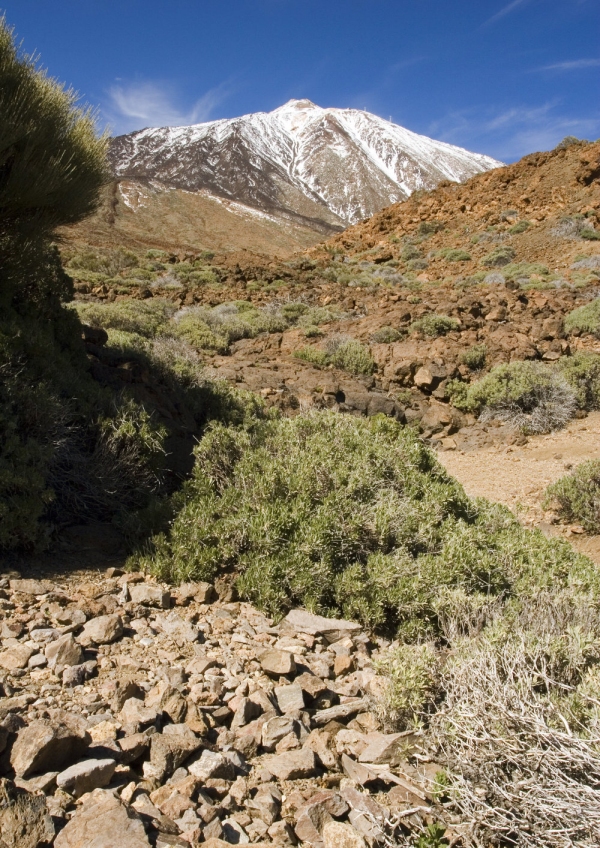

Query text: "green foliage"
[371, 326, 403, 344]
[544, 460, 600, 533]
[453, 360, 577, 433]
[564, 298, 600, 336]
[557, 351, 600, 410]
[415, 823, 448, 848]
[581, 228, 600, 241]
[67, 247, 138, 277]
[136, 412, 595, 637]
[410, 314, 460, 337]
[460, 344, 487, 371]
[375, 643, 439, 729]
[417, 220, 444, 237]
[439, 248, 471, 262]
[482, 246, 516, 267]
[402, 244, 422, 261]
[509, 220, 531, 234]
[502, 261, 550, 281]
[173, 314, 228, 354]
[73, 299, 175, 338]
[294, 338, 374, 375]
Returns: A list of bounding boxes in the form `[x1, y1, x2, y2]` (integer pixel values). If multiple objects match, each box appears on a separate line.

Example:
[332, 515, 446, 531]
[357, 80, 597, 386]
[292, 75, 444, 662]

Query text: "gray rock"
[11, 720, 90, 778]
[259, 649, 296, 678]
[266, 748, 317, 781]
[54, 788, 151, 848]
[62, 660, 97, 687]
[129, 583, 170, 609]
[156, 611, 200, 645]
[79, 614, 123, 646]
[358, 730, 416, 764]
[295, 790, 348, 845]
[177, 581, 215, 604]
[0, 777, 55, 848]
[118, 697, 158, 728]
[56, 758, 117, 797]
[283, 609, 360, 643]
[8, 579, 56, 595]
[274, 682, 304, 714]
[45, 633, 83, 673]
[188, 749, 235, 781]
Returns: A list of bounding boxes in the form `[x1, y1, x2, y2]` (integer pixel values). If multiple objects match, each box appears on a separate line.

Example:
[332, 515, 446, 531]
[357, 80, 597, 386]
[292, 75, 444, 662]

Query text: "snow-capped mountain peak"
[108, 100, 502, 231]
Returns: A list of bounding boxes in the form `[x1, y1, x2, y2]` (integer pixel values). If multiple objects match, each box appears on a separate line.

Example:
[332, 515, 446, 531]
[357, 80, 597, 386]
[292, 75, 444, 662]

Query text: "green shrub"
[417, 220, 444, 237]
[374, 643, 439, 729]
[557, 351, 600, 410]
[581, 228, 600, 241]
[329, 338, 374, 375]
[544, 460, 600, 533]
[482, 246, 516, 267]
[371, 326, 403, 344]
[454, 360, 577, 433]
[136, 412, 595, 636]
[502, 261, 550, 281]
[293, 346, 330, 367]
[73, 299, 175, 338]
[68, 247, 138, 277]
[439, 248, 471, 262]
[402, 244, 422, 261]
[564, 298, 600, 336]
[460, 344, 487, 370]
[410, 314, 460, 337]
[173, 314, 228, 354]
[509, 220, 531, 234]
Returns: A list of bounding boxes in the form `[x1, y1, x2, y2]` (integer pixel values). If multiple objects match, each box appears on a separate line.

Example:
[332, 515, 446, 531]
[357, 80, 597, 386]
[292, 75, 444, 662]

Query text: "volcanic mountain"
[89, 99, 501, 254]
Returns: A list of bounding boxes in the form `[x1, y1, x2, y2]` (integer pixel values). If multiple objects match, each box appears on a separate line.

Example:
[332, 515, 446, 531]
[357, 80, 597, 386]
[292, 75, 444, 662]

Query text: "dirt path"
[437, 412, 600, 565]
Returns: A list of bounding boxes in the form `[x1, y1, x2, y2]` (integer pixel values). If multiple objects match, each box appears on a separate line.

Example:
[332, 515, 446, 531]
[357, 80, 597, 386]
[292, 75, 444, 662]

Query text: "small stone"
[260, 649, 296, 678]
[274, 682, 304, 714]
[54, 788, 151, 848]
[0, 644, 35, 671]
[150, 724, 201, 780]
[157, 611, 200, 645]
[118, 697, 159, 728]
[129, 583, 171, 609]
[118, 732, 152, 765]
[63, 660, 97, 687]
[45, 633, 83, 673]
[261, 716, 297, 752]
[222, 818, 249, 844]
[57, 758, 117, 798]
[295, 790, 349, 845]
[9, 579, 56, 595]
[188, 749, 235, 781]
[266, 748, 317, 781]
[177, 581, 216, 605]
[322, 820, 367, 848]
[283, 610, 361, 643]
[79, 614, 123, 646]
[358, 731, 416, 764]
[334, 655, 356, 677]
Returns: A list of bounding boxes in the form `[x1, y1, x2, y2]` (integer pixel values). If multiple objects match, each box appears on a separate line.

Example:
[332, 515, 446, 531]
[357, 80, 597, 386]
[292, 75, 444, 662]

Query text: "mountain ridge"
[108, 99, 502, 234]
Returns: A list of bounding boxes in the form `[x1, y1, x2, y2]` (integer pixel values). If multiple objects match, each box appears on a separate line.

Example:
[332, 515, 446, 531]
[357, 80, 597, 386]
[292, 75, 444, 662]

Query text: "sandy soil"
[438, 412, 600, 564]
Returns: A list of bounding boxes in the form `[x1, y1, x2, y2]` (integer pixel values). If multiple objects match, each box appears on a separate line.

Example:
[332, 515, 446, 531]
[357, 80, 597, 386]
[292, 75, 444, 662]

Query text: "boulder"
[11, 720, 90, 778]
[56, 758, 117, 797]
[45, 633, 83, 673]
[0, 778, 55, 848]
[54, 789, 151, 848]
[129, 583, 171, 609]
[0, 644, 35, 671]
[274, 682, 305, 714]
[266, 748, 318, 781]
[188, 750, 235, 781]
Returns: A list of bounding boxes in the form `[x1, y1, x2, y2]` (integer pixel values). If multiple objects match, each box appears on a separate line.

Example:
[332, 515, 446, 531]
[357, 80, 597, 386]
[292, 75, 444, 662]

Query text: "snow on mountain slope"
[109, 99, 502, 229]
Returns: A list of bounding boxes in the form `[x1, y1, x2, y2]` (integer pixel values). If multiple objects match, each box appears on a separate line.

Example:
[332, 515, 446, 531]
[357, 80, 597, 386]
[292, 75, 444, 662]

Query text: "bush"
[374, 643, 439, 730]
[417, 220, 444, 237]
[73, 299, 175, 338]
[173, 314, 228, 354]
[482, 246, 516, 267]
[294, 338, 374, 375]
[439, 248, 471, 262]
[454, 360, 577, 433]
[557, 351, 600, 410]
[410, 314, 460, 337]
[544, 460, 600, 533]
[402, 244, 422, 261]
[564, 298, 600, 336]
[371, 326, 403, 344]
[509, 220, 531, 234]
[460, 344, 487, 371]
[135, 412, 595, 638]
[581, 228, 600, 241]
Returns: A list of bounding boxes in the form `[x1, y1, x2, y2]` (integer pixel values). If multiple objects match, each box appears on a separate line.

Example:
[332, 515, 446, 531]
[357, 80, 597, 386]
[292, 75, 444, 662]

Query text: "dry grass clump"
[544, 460, 600, 533]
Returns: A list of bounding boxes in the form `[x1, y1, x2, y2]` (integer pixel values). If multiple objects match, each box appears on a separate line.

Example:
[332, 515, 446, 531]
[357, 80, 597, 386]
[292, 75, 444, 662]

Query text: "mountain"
[106, 99, 502, 243]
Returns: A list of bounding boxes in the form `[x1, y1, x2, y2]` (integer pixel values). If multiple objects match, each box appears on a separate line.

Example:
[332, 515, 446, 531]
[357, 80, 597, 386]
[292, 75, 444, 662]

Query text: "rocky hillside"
[71, 100, 501, 256]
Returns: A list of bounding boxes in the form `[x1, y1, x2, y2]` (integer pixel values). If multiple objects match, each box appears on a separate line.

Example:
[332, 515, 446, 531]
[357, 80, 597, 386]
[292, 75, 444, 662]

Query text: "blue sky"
[2, 0, 599, 161]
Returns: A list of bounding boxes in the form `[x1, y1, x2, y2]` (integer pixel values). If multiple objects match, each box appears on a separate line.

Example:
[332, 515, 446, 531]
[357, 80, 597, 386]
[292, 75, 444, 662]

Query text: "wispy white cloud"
[103, 79, 231, 135]
[482, 0, 531, 28]
[428, 100, 600, 162]
[537, 58, 600, 71]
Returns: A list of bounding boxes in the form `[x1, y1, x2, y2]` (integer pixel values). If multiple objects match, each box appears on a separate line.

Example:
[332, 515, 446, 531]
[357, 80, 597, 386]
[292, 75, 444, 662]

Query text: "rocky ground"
[0, 569, 447, 848]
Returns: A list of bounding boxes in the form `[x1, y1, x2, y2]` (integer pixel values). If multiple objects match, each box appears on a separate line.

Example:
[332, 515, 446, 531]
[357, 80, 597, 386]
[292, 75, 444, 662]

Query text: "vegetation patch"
[438, 248, 471, 262]
[544, 460, 600, 533]
[564, 297, 600, 336]
[294, 337, 374, 375]
[410, 314, 460, 337]
[459, 344, 487, 371]
[482, 246, 516, 267]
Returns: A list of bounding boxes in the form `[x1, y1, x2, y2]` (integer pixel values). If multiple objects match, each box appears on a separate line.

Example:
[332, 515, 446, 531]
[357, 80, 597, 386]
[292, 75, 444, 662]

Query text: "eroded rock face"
[0, 571, 440, 846]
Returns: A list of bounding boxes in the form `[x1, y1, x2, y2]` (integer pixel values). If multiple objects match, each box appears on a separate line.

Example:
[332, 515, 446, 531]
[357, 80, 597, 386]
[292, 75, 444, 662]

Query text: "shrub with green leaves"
[294, 338, 374, 375]
[564, 298, 600, 336]
[557, 351, 600, 410]
[439, 248, 471, 262]
[451, 360, 577, 433]
[136, 412, 596, 638]
[482, 246, 516, 267]
[371, 326, 403, 344]
[410, 314, 460, 337]
[293, 346, 330, 368]
[460, 344, 487, 371]
[509, 220, 531, 234]
[544, 460, 600, 533]
[73, 299, 175, 338]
